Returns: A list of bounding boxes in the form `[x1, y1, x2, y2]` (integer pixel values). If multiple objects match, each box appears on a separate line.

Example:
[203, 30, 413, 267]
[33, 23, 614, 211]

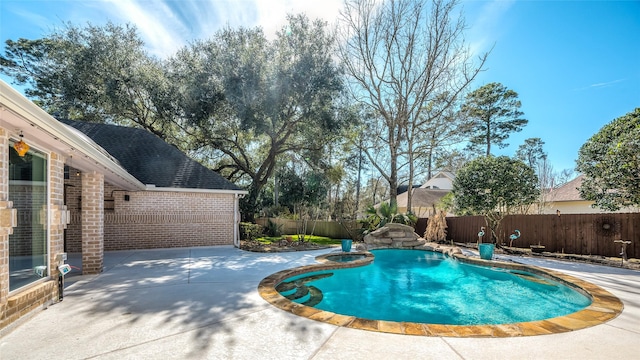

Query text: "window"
[8, 141, 48, 292]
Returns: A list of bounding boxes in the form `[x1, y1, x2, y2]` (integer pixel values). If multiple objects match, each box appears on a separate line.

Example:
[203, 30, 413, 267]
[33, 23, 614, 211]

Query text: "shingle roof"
[60, 119, 242, 191]
[548, 175, 584, 201]
[396, 188, 450, 208]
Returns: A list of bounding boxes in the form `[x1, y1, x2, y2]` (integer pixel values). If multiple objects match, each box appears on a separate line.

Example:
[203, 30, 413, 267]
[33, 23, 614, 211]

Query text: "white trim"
[143, 185, 248, 195]
[233, 193, 245, 247]
[46, 146, 51, 281]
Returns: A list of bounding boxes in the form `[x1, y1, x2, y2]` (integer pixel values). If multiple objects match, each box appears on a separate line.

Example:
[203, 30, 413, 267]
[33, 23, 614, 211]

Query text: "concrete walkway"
[1, 246, 638, 359]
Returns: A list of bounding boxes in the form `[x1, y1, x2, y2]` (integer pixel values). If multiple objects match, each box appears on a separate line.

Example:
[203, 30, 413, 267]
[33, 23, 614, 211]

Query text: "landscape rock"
[364, 223, 426, 249]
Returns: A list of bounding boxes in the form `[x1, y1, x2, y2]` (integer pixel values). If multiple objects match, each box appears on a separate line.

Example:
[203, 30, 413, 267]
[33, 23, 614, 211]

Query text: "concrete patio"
[1, 246, 638, 359]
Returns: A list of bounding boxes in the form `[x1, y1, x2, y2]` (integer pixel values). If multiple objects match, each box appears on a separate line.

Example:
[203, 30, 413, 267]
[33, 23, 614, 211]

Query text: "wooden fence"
[255, 217, 359, 240]
[256, 213, 639, 259]
[443, 213, 639, 259]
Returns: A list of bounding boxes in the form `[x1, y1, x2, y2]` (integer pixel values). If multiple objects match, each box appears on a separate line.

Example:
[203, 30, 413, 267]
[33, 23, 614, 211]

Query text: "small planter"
[479, 243, 495, 260]
[530, 245, 546, 254]
[341, 239, 353, 252]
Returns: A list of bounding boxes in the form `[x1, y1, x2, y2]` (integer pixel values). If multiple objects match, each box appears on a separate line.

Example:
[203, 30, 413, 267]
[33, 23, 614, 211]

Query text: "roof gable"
[394, 188, 450, 207]
[420, 171, 455, 189]
[61, 120, 242, 191]
[549, 175, 584, 202]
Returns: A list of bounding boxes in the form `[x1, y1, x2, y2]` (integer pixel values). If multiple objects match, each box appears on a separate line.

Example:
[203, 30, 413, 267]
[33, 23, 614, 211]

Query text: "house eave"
[0, 80, 145, 190]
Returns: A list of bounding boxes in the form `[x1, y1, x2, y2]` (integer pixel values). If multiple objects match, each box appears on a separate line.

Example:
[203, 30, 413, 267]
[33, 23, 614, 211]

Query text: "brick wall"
[1, 281, 56, 332]
[81, 171, 104, 274]
[49, 152, 65, 273]
[102, 190, 235, 250]
[64, 166, 82, 253]
[64, 179, 235, 252]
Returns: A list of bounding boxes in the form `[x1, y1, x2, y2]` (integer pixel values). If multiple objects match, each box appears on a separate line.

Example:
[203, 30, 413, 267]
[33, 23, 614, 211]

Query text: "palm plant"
[359, 203, 417, 234]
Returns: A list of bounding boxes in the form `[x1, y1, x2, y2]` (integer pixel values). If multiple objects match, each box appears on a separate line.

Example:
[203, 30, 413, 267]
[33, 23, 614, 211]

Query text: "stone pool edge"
[257, 245, 624, 337]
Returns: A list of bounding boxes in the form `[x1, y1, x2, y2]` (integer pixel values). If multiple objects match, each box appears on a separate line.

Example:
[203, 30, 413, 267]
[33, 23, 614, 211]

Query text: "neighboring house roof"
[397, 184, 420, 194]
[61, 119, 242, 191]
[396, 188, 450, 209]
[419, 171, 455, 189]
[375, 171, 453, 212]
[549, 175, 585, 201]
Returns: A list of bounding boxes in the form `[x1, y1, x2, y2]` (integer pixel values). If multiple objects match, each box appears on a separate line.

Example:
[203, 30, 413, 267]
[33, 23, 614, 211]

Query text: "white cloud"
[574, 79, 625, 91]
[103, 0, 186, 58]
[465, 0, 515, 56]
[96, 0, 343, 58]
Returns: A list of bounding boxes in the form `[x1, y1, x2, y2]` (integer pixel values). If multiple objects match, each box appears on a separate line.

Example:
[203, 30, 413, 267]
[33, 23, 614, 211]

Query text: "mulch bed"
[457, 243, 640, 270]
[240, 240, 336, 253]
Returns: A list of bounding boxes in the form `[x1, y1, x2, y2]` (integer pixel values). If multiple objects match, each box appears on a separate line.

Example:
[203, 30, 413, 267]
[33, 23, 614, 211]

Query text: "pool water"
[277, 249, 592, 325]
[325, 254, 367, 262]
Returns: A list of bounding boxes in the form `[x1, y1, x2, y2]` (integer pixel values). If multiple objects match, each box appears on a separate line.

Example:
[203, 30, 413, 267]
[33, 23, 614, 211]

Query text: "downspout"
[233, 193, 245, 247]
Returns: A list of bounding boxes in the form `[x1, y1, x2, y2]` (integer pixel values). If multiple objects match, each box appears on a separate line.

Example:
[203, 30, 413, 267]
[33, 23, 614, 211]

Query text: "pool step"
[510, 271, 556, 286]
[302, 286, 323, 307]
[276, 273, 333, 292]
[286, 286, 309, 301]
[276, 282, 296, 293]
[276, 273, 332, 304]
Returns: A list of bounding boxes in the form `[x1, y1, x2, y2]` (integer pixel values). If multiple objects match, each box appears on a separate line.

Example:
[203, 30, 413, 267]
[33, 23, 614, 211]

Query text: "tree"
[170, 15, 344, 220]
[277, 166, 330, 240]
[0, 22, 182, 143]
[277, 167, 329, 212]
[576, 108, 640, 211]
[452, 156, 539, 244]
[516, 137, 549, 214]
[461, 82, 528, 156]
[433, 148, 473, 174]
[516, 137, 546, 170]
[339, 0, 486, 208]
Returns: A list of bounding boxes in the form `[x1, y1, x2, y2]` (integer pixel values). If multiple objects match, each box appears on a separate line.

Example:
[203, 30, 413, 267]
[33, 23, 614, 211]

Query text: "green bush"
[359, 203, 417, 235]
[261, 205, 292, 218]
[240, 222, 263, 241]
[264, 219, 283, 237]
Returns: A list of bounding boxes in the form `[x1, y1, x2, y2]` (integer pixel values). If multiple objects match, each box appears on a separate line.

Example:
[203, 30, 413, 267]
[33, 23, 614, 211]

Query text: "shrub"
[264, 219, 283, 237]
[240, 222, 263, 241]
[359, 203, 417, 235]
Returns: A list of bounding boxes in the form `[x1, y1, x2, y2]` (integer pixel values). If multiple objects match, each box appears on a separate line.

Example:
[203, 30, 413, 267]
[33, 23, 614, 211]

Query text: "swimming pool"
[258, 247, 624, 336]
[276, 249, 590, 325]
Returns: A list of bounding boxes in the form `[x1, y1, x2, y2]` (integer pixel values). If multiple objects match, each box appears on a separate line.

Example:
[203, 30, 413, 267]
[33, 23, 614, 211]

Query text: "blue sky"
[1, 0, 639, 174]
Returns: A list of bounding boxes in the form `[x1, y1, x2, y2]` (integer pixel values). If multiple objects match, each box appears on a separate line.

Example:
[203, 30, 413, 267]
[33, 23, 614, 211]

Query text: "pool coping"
[257, 246, 624, 337]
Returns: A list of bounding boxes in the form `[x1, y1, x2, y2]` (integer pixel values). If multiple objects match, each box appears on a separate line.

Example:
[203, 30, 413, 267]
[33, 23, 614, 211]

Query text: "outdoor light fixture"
[13, 131, 30, 157]
[556, 209, 561, 217]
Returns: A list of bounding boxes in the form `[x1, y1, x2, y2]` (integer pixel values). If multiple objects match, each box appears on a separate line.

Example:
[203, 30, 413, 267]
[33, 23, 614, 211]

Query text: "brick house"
[0, 80, 247, 332]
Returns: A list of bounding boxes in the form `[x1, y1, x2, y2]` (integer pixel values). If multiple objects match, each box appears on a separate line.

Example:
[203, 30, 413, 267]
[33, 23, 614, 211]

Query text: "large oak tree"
[0, 22, 180, 143]
[169, 15, 345, 220]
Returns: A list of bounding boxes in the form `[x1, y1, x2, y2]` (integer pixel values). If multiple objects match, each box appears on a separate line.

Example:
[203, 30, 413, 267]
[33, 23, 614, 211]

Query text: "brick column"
[49, 153, 65, 272]
[82, 171, 104, 274]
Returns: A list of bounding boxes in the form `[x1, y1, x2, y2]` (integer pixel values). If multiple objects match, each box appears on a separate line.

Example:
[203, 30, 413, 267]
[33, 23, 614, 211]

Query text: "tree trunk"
[407, 136, 414, 214]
